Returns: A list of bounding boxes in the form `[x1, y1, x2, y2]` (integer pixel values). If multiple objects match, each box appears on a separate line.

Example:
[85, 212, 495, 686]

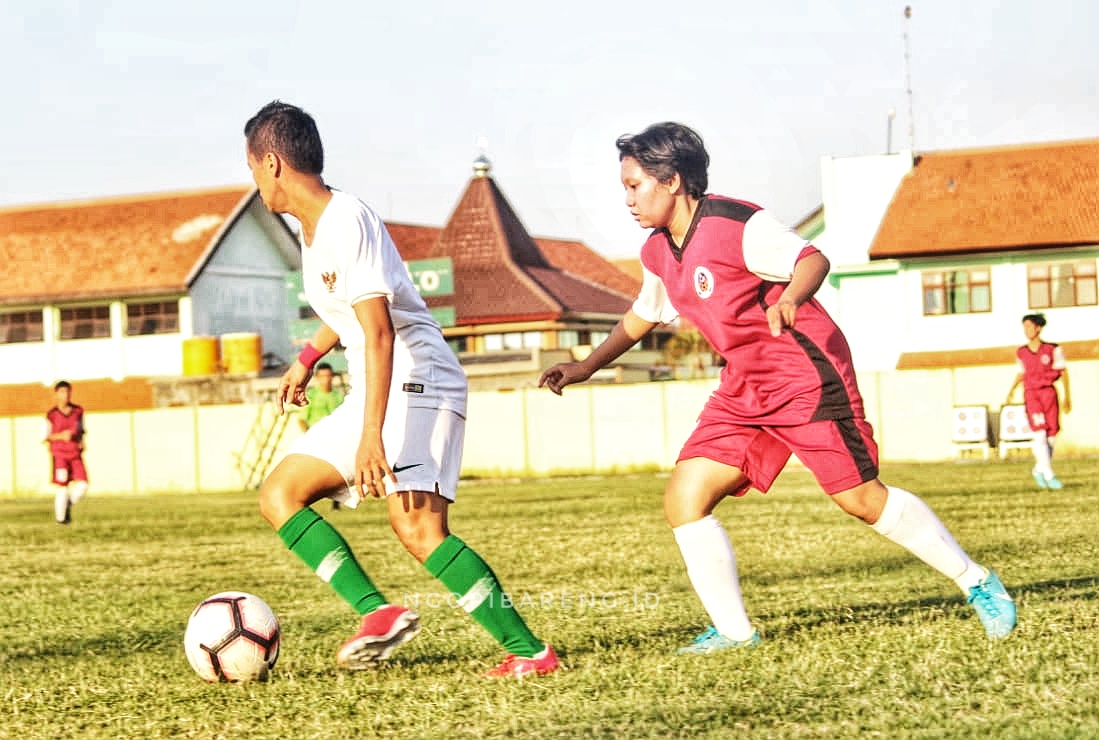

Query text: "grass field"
[3, 458, 1098, 739]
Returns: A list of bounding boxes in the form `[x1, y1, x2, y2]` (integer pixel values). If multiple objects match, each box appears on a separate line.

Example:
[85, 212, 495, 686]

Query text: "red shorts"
[52, 456, 87, 486]
[1024, 387, 1060, 437]
[678, 414, 880, 495]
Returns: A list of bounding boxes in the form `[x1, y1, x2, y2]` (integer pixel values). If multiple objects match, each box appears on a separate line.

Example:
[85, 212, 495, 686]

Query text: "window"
[59, 306, 111, 339]
[126, 300, 179, 335]
[0, 310, 44, 343]
[556, 330, 579, 349]
[921, 269, 991, 315]
[1027, 261, 1098, 308]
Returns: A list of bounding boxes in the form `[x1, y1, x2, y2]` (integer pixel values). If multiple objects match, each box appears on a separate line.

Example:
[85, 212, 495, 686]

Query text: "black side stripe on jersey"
[786, 326, 854, 421]
[756, 284, 854, 422]
[834, 418, 879, 483]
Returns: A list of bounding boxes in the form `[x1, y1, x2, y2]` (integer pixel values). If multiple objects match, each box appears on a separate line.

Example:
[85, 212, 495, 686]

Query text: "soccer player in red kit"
[45, 381, 89, 524]
[539, 122, 1016, 648]
[1005, 313, 1070, 490]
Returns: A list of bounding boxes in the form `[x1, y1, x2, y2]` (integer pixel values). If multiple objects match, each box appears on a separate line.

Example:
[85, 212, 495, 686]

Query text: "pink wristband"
[297, 343, 323, 370]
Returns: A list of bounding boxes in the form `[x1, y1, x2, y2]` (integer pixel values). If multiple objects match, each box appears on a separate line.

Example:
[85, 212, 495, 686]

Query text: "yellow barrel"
[220, 332, 263, 375]
[182, 336, 220, 376]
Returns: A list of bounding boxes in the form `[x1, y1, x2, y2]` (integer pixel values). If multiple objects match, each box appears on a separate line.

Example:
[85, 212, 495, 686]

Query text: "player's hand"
[355, 434, 394, 499]
[60, 430, 74, 441]
[539, 362, 592, 396]
[276, 362, 312, 414]
[766, 299, 799, 337]
[1064, 399, 1072, 414]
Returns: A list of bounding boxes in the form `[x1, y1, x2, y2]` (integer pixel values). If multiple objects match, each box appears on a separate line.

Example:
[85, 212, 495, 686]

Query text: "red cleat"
[336, 605, 420, 670]
[485, 644, 560, 678]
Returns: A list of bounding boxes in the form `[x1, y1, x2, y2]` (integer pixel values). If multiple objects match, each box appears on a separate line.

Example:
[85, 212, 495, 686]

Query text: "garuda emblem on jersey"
[693, 266, 714, 299]
[321, 271, 337, 293]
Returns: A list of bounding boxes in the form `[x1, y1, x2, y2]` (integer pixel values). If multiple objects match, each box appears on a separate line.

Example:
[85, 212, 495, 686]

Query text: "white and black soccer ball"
[183, 591, 280, 682]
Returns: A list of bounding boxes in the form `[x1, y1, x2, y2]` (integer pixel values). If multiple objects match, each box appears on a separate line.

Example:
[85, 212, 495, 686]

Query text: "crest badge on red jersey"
[693, 266, 714, 299]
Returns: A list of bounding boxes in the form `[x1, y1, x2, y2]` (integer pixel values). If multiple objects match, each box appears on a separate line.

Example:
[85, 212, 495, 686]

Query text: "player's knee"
[833, 479, 887, 523]
[257, 480, 294, 529]
[389, 516, 444, 563]
[663, 487, 707, 528]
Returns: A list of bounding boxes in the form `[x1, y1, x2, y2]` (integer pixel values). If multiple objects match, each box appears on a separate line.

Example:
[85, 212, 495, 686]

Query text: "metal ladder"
[237, 390, 292, 489]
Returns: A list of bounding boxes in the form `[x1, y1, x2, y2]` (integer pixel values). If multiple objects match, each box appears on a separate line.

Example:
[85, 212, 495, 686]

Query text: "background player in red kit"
[540, 122, 1016, 648]
[1005, 313, 1070, 490]
[44, 380, 89, 524]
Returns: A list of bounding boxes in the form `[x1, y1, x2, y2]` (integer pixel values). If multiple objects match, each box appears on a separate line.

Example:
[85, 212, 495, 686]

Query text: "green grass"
[3, 459, 1098, 739]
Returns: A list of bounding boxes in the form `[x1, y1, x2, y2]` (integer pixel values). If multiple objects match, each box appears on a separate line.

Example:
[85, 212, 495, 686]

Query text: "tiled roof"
[418, 175, 634, 324]
[536, 238, 640, 298]
[870, 139, 1099, 259]
[385, 222, 441, 260]
[0, 186, 255, 306]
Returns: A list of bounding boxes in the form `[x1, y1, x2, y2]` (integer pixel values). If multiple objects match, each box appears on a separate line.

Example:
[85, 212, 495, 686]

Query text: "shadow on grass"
[560, 573, 1099, 657]
[1, 626, 182, 664]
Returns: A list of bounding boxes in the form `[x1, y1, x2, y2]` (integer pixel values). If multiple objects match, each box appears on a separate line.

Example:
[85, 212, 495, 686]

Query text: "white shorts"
[287, 395, 465, 508]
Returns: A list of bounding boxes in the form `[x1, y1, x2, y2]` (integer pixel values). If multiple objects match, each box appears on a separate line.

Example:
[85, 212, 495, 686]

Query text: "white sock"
[54, 487, 70, 522]
[672, 515, 755, 640]
[871, 486, 985, 593]
[1031, 431, 1053, 477]
[69, 481, 88, 504]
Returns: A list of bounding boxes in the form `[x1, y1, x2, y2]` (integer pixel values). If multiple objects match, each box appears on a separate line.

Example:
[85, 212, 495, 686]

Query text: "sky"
[2, 0, 1096, 258]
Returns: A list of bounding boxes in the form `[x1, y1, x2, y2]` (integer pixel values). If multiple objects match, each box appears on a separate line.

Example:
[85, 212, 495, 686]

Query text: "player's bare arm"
[278, 322, 340, 413]
[767, 251, 830, 337]
[353, 297, 395, 498]
[1061, 368, 1072, 413]
[1005, 373, 1023, 404]
[539, 310, 657, 395]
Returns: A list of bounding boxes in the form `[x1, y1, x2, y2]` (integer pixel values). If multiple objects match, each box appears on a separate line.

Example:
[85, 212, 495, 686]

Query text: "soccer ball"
[183, 591, 280, 682]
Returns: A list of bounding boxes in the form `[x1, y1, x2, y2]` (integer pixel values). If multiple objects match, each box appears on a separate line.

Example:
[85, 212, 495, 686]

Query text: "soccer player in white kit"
[244, 101, 557, 677]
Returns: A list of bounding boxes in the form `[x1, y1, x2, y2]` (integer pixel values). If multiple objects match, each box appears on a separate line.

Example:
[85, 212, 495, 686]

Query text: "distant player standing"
[244, 101, 557, 676]
[295, 362, 345, 434]
[296, 362, 346, 511]
[1005, 313, 1070, 489]
[44, 381, 88, 524]
[539, 122, 1016, 649]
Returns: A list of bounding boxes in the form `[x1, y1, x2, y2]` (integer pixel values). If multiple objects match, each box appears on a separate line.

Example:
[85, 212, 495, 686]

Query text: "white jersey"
[300, 190, 467, 415]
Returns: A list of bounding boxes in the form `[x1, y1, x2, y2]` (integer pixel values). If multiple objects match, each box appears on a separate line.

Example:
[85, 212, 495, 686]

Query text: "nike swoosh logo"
[392, 463, 423, 474]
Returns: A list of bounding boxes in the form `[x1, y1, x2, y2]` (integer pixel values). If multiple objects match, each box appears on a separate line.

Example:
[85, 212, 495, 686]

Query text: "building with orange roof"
[1, 158, 667, 413]
[0, 186, 300, 404]
[812, 138, 1099, 372]
[311, 156, 669, 391]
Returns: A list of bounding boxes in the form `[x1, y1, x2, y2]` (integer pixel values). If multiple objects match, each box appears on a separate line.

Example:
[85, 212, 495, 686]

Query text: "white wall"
[5, 365, 1097, 498]
[813, 151, 912, 316]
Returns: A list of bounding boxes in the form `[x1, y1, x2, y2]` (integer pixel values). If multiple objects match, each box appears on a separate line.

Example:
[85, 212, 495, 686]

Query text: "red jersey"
[632, 195, 864, 425]
[1016, 342, 1065, 391]
[47, 404, 86, 459]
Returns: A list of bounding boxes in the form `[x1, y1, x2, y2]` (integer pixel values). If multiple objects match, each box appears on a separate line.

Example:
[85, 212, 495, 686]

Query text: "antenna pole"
[903, 5, 915, 152]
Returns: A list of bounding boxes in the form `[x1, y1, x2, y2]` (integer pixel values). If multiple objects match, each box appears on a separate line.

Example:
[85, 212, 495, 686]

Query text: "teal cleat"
[1031, 471, 1049, 489]
[967, 570, 1017, 639]
[1045, 476, 1064, 490]
[676, 626, 761, 654]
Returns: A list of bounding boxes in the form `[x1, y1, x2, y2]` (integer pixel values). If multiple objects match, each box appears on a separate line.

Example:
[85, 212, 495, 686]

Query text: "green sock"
[277, 507, 387, 615]
[424, 535, 544, 657]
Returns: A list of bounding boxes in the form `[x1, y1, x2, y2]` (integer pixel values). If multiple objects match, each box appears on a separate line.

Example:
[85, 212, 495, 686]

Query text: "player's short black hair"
[315, 362, 334, 372]
[1022, 313, 1047, 327]
[616, 122, 709, 199]
[54, 380, 71, 391]
[244, 100, 325, 175]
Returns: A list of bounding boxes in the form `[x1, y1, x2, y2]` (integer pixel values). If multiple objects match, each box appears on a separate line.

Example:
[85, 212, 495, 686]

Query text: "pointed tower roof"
[422, 158, 634, 324]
